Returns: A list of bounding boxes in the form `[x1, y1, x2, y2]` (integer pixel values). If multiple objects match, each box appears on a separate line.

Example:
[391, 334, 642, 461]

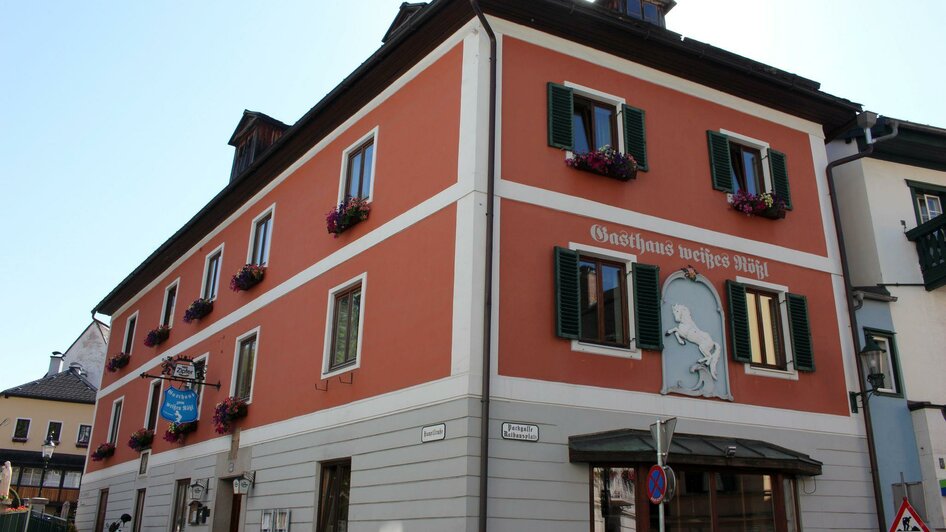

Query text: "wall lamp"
[849, 337, 886, 413]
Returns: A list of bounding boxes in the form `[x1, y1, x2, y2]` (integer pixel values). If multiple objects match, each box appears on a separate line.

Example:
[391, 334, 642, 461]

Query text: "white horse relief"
[665, 304, 722, 394]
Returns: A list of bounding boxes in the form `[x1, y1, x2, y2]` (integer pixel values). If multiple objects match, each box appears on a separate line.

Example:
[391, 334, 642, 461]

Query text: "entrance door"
[229, 493, 243, 532]
[93, 488, 109, 532]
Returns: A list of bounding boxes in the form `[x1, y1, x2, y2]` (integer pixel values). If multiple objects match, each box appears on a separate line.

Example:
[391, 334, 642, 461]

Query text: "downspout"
[469, 2, 497, 532]
[825, 116, 899, 530]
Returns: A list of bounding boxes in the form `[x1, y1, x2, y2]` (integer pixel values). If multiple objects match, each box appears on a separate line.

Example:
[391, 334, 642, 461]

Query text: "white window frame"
[123, 311, 139, 355]
[719, 129, 773, 195]
[736, 276, 798, 381]
[563, 81, 627, 157]
[567, 242, 639, 359]
[13, 418, 31, 441]
[76, 424, 92, 446]
[138, 450, 150, 477]
[160, 278, 180, 329]
[201, 244, 225, 301]
[246, 205, 276, 266]
[108, 397, 124, 445]
[144, 379, 164, 432]
[45, 420, 64, 443]
[230, 328, 261, 404]
[322, 272, 368, 379]
[918, 193, 944, 224]
[337, 126, 380, 204]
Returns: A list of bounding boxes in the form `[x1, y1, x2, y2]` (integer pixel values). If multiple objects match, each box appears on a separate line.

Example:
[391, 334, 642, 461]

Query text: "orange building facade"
[78, 2, 877, 531]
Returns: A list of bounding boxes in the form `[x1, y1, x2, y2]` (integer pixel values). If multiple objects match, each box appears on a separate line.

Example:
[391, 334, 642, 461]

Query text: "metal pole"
[656, 419, 665, 532]
[37, 458, 48, 498]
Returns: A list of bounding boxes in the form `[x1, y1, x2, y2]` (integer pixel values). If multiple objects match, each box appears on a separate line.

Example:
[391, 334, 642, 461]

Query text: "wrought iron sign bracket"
[139, 372, 221, 390]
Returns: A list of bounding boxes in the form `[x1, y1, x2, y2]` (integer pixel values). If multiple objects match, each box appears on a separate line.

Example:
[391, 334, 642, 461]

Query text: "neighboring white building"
[61, 319, 110, 388]
[829, 117, 946, 528]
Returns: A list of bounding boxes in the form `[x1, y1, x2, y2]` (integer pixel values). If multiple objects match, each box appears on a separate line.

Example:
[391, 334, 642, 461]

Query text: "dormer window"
[228, 111, 290, 182]
[602, 0, 673, 27]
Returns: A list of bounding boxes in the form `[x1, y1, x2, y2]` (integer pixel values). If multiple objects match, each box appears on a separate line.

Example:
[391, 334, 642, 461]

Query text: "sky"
[1, 0, 944, 392]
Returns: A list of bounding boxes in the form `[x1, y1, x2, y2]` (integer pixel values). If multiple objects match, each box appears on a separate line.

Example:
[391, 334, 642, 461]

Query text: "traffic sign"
[647, 464, 668, 505]
[889, 498, 930, 532]
[650, 417, 677, 459]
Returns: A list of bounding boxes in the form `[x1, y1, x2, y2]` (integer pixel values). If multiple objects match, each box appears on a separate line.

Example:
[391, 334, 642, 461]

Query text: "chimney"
[68, 362, 87, 376]
[48, 351, 64, 375]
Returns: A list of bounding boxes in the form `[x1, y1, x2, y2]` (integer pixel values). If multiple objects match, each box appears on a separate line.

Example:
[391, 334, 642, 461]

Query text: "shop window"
[19, 467, 43, 486]
[108, 398, 123, 445]
[42, 469, 61, 488]
[62, 471, 82, 489]
[342, 135, 376, 202]
[123, 313, 138, 355]
[161, 280, 178, 328]
[12, 418, 30, 442]
[203, 248, 223, 300]
[864, 329, 903, 396]
[323, 274, 367, 377]
[708, 130, 792, 209]
[547, 82, 649, 170]
[76, 424, 92, 447]
[46, 421, 63, 443]
[317, 460, 351, 532]
[726, 280, 813, 374]
[249, 208, 274, 266]
[592, 466, 637, 530]
[907, 180, 946, 225]
[232, 332, 258, 402]
[555, 246, 662, 354]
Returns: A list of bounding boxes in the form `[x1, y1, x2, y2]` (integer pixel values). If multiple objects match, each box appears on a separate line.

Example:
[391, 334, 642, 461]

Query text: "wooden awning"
[569, 428, 822, 476]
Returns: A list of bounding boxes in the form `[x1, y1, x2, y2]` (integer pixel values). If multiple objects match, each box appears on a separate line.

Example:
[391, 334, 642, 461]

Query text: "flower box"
[127, 428, 154, 452]
[90, 442, 116, 461]
[326, 196, 371, 237]
[565, 145, 638, 182]
[213, 397, 248, 434]
[230, 264, 265, 292]
[183, 298, 214, 323]
[728, 190, 786, 220]
[164, 421, 198, 444]
[106, 352, 131, 373]
[143, 326, 170, 348]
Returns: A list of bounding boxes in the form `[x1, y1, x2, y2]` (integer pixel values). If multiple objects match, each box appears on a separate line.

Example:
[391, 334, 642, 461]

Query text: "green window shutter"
[707, 131, 733, 192]
[622, 104, 648, 171]
[725, 280, 752, 363]
[548, 83, 574, 150]
[787, 293, 814, 371]
[768, 149, 792, 210]
[633, 263, 662, 350]
[554, 247, 580, 339]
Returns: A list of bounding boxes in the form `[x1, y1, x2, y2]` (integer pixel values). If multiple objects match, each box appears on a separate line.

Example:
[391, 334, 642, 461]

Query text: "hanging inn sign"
[140, 356, 220, 423]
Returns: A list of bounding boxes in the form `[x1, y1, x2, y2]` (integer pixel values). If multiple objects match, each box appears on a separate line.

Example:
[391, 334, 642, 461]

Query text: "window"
[76, 424, 92, 447]
[132, 488, 146, 532]
[123, 312, 138, 354]
[907, 180, 946, 225]
[12, 418, 30, 442]
[170, 478, 190, 532]
[322, 274, 367, 377]
[203, 247, 223, 300]
[108, 398, 123, 445]
[727, 280, 814, 375]
[145, 380, 162, 432]
[865, 329, 903, 395]
[249, 209, 273, 266]
[62, 471, 81, 489]
[554, 246, 663, 355]
[46, 421, 63, 443]
[162, 281, 179, 328]
[578, 255, 629, 348]
[233, 333, 258, 401]
[604, 0, 665, 24]
[344, 137, 375, 201]
[707, 130, 792, 209]
[20, 467, 43, 486]
[42, 468, 61, 488]
[547, 82, 648, 170]
[317, 461, 351, 532]
[138, 450, 150, 476]
[94, 488, 109, 532]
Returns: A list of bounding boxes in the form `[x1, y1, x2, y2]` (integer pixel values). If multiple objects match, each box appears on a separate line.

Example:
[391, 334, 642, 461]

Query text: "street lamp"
[37, 439, 56, 497]
[849, 337, 886, 413]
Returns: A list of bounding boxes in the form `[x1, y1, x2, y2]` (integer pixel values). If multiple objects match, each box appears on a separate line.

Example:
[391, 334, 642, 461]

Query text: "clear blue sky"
[1, 0, 944, 391]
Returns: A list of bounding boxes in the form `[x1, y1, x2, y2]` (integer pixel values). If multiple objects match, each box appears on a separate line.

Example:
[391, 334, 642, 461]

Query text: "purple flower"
[326, 197, 371, 237]
[565, 146, 638, 181]
[230, 264, 265, 291]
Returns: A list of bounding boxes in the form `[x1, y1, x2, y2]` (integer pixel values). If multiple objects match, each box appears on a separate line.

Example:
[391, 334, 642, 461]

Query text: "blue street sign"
[160, 387, 199, 423]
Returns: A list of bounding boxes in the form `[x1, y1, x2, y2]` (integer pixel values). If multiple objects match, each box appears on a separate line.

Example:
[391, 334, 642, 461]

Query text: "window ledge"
[321, 363, 359, 381]
[571, 340, 640, 360]
[11, 437, 27, 443]
[744, 364, 798, 381]
[76, 443, 89, 448]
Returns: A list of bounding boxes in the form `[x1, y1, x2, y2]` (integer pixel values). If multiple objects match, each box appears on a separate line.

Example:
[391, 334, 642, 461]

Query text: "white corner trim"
[321, 272, 368, 379]
[230, 327, 261, 404]
[567, 242, 640, 359]
[336, 127, 380, 204]
[246, 204, 275, 266]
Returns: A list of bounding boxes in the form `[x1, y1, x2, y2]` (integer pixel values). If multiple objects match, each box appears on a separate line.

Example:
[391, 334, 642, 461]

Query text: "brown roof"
[2, 368, 98, 404]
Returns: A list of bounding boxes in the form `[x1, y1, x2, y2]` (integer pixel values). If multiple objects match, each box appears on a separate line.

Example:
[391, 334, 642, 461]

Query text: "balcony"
[906, 214, 946, 290]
